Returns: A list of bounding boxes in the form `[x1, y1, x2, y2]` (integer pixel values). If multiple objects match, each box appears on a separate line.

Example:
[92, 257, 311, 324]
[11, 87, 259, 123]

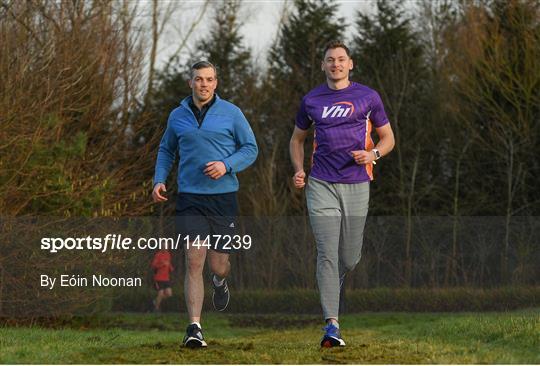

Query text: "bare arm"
[289, 126, 310, 188]
[374, 123, 395, 157]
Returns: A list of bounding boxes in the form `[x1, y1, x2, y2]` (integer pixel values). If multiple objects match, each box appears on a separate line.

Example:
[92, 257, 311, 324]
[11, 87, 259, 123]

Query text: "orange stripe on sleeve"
[365, 118, 374, 180]
[311, 130, 317, 168]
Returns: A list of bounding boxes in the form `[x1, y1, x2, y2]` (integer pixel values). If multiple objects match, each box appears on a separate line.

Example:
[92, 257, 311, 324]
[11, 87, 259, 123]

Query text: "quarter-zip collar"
[185, 94, 218, 128]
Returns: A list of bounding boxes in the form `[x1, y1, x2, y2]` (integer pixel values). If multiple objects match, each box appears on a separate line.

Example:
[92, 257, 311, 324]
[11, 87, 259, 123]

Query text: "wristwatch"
[372, 148, 381, 160]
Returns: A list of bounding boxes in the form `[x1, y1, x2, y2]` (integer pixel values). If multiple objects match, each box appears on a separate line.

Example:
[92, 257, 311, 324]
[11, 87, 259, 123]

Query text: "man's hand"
[350, 150, 375, 165]
[152, 183, 168, 202]
[293, 170, 306, 189]
[204, 161, 227, 180]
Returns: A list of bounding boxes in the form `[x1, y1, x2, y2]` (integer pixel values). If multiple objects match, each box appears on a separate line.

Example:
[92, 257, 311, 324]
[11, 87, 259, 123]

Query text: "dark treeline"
[1, 0, 539, 289]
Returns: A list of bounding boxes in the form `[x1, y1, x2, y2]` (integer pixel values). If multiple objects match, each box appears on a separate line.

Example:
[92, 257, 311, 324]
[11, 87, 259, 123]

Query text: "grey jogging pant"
[306, 176, 369, 320]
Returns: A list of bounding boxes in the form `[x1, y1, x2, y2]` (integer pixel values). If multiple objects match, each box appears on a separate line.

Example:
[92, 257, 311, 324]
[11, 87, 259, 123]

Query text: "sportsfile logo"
[321, 101, 354, 119]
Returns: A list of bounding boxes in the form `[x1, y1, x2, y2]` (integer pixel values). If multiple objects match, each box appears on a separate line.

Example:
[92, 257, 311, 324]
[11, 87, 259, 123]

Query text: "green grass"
[1, 309, 538, 364]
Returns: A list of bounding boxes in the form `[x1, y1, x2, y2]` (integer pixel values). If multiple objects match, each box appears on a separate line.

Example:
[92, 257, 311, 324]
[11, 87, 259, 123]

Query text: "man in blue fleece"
[152, 61, 258, 348]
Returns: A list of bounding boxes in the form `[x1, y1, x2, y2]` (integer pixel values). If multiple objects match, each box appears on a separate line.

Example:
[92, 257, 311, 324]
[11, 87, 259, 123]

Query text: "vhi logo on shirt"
[321, 101, 355, 119]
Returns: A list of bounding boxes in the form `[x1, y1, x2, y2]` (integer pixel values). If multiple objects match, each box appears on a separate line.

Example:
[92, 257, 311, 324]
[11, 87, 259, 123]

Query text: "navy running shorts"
[175, 192, 238, 254]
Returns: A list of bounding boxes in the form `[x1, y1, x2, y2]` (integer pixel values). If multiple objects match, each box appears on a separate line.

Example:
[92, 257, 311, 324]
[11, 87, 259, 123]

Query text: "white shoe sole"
[321, 335, 346, 347]
[184, 337, 208, 348]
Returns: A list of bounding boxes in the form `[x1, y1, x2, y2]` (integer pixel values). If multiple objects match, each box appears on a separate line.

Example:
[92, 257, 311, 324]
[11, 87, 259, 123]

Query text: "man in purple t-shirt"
[289, 40, 395, 348]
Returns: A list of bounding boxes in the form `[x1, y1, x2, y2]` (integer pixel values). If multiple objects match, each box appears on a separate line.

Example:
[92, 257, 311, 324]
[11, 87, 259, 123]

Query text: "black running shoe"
[212, 275, 230, 312]
[182, 324, 207, 348]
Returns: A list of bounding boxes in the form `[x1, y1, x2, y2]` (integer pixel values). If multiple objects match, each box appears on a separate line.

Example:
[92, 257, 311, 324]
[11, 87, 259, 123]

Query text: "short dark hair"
[190, 60, 217, 79]
[323, 40, 351, 58]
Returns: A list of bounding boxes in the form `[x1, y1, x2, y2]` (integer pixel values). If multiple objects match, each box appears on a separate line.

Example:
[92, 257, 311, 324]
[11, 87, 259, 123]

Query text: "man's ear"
[349, 59, 354, 70]
[188, 79, 193, 89]
[321, 61, 325, 71]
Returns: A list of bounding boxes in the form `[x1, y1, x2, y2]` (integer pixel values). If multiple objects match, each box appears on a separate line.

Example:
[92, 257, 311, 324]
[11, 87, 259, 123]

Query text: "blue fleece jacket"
[153, 95, 258, 194]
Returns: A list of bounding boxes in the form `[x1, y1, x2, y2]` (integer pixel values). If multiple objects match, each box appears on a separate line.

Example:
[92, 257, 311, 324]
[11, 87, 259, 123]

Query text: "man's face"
[321, 47, 353, 82]
[189, 67, 217, 103]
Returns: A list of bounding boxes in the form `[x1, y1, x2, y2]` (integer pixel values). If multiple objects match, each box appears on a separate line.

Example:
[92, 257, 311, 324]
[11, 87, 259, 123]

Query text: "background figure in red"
[151, 249, 174, 312]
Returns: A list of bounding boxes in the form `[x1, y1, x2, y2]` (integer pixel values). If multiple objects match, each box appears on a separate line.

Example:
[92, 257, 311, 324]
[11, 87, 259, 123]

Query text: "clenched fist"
[350, 150, 375, 165]
[293, 170, 306, 189]
[152, 183, 168, 202]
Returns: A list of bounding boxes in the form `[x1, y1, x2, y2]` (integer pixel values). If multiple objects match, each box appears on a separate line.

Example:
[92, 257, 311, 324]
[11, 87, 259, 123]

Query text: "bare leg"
[155, 289, 165, 310]
[185, 245, 207, 323]
[207, 250, 230, 278]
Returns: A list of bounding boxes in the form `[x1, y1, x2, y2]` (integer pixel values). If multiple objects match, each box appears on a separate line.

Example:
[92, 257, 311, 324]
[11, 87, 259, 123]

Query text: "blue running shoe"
[321, 323, 346, 347]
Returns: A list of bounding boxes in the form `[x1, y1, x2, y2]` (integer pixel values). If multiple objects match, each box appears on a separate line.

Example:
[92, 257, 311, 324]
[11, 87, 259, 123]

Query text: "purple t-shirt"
[296, 82, 389, 183]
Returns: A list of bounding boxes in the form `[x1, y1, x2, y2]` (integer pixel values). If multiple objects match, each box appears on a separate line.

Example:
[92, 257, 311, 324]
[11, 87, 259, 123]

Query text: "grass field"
[1, 309, 538, 364]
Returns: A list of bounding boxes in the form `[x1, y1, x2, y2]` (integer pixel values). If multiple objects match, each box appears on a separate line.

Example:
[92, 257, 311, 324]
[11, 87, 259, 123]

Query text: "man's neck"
[327, 78, 350, 90]
[192, 94, 214, 110]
